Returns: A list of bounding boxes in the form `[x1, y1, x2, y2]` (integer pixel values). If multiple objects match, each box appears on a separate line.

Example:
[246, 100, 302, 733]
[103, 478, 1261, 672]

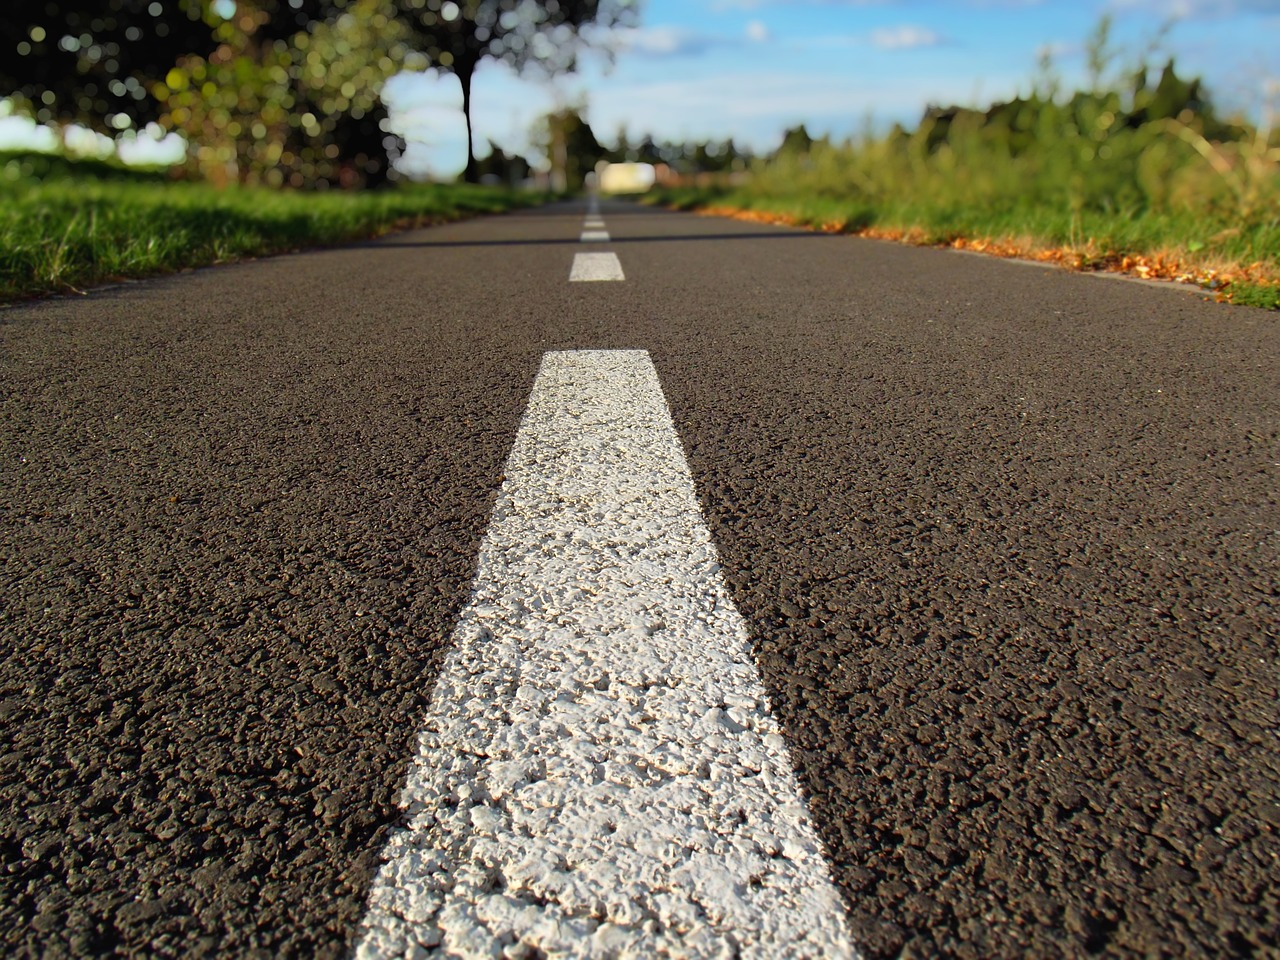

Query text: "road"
[2, 199, 1277, 958]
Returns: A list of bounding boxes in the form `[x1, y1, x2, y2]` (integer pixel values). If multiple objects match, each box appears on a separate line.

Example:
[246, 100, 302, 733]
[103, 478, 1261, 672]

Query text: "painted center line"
[584, 217, 607, 230]
[580, 229, 611, 243]
[569, 252, 625, 282]
[356, 351, 858, 959]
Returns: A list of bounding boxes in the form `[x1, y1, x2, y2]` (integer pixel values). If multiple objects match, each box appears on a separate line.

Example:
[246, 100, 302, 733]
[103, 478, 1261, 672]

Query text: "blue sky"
[3, 0, 1277, 173]
[386, 0, 1280, 177]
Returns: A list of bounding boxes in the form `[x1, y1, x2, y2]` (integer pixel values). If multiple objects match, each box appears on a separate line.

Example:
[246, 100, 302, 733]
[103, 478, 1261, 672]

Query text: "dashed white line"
[356, 350, 858, 959]
[583, 217, 607, 230]
[580, 229, 611, 243]
[570, 252, 625, 282]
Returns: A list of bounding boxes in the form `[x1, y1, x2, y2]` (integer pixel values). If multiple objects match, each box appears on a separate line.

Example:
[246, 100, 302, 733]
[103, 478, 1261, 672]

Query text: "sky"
[3, 0, 1278, 174]
[385, 0, 1280, 177]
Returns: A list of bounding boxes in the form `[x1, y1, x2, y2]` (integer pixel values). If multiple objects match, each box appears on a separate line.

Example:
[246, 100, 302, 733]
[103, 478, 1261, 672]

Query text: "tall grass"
[0, 155, 543, 302]
[648, 55, 1280, 308]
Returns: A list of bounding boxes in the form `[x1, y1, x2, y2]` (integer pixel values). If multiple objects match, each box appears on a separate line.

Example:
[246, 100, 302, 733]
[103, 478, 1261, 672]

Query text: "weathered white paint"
[355, 351, 858, 960]
[569, 252, 625, 282]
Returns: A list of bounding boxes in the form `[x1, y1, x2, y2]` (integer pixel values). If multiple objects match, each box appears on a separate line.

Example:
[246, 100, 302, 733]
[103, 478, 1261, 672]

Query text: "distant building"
[596, 161, 657, 194]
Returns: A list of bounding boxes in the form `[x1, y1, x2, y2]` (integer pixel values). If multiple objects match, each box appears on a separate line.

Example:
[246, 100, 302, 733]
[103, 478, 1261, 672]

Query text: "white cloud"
[612, 26, 719, 57]
[870, 26, 943, 50]
[604, 23, 776, 58]
[708, 0, 1041, 7]
[710, 0, 929, 7]
[793, 25, 946, 50]
[584, 69, 1025, 152]
[1035, 40, 1082, 60]
[1109, 0, 1280, 15]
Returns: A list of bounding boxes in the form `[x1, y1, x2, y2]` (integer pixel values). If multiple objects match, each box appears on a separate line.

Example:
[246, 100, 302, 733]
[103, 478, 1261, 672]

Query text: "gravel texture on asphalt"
[630, 215, 1280, 959]
[358, 350, 853, 959]
[2, 200, 1277, 958]
[1, 211, 563, 957]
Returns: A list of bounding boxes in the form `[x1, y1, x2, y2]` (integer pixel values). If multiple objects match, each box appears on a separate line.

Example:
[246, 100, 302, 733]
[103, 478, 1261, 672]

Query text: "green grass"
[648, 182, 1279, 268]
[1228, 282, 1280, 310]
[0, 155, 545, 302]
[641, 60, 1280, 310]
[643, 177, 1280, 309]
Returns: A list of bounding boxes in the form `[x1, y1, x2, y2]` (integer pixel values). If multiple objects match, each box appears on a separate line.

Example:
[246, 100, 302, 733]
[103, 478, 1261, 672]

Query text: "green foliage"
[0, 0, 221, 130]
[1228, 282, 1280, 310]
[0, 150, 170, 184]
[647, 184, 1278, 277]
[533, 103, 605, 192]
[0, 159, 543, 300]
[775, 124, 815, 158]
[607, 133, 752, 174]
[392, 0, 640, 181]
[473, 141, 532, 185]
[2, 1, 410, 187]
[667, 47, 1279, 302]
[642, 186, 729, 211]
[756, 56, 1269, 227]
[157, 0, 409, 187]
[3, 0, 644, 188]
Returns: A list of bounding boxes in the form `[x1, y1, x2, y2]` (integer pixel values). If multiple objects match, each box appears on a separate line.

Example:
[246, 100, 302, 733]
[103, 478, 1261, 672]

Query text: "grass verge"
[0, 156, 546, 303]
[641, 186, 1280, 310]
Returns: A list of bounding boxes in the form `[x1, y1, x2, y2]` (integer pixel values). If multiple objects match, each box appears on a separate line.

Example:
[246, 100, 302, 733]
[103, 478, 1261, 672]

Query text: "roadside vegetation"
[644, 23, 1280, 310]
[0, 153, 542, 302]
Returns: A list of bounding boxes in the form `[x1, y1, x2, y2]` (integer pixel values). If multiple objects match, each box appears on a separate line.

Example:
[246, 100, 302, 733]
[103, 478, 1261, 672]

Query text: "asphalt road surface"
[2, 200, 1277, 958]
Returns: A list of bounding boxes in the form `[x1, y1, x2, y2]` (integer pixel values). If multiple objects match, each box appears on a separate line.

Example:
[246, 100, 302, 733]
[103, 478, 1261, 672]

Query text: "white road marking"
[356, 351, 858, 959]
[583, 217, 607, 229]
[580, 229, 611, 243]
[570, 252, 625, 282]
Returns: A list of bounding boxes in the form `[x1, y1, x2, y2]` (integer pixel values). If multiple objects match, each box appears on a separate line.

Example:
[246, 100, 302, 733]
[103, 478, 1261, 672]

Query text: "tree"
[632, 133, 663, 166]
[0, 1, 371, 131]
[474, 138, 530, 184]
[609, 123, 631, 162]
[0, 0, 220, 130]
[774, 124, 814, 158]
[391, 0, 638, 182]
[1, 0, 408, 186]
[156, 0, 409, 186]
[532, 102, 602, 191]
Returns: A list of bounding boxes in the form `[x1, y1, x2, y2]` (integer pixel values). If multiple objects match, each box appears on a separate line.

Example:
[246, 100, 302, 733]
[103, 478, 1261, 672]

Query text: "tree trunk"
[459, 64, 477, 183]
